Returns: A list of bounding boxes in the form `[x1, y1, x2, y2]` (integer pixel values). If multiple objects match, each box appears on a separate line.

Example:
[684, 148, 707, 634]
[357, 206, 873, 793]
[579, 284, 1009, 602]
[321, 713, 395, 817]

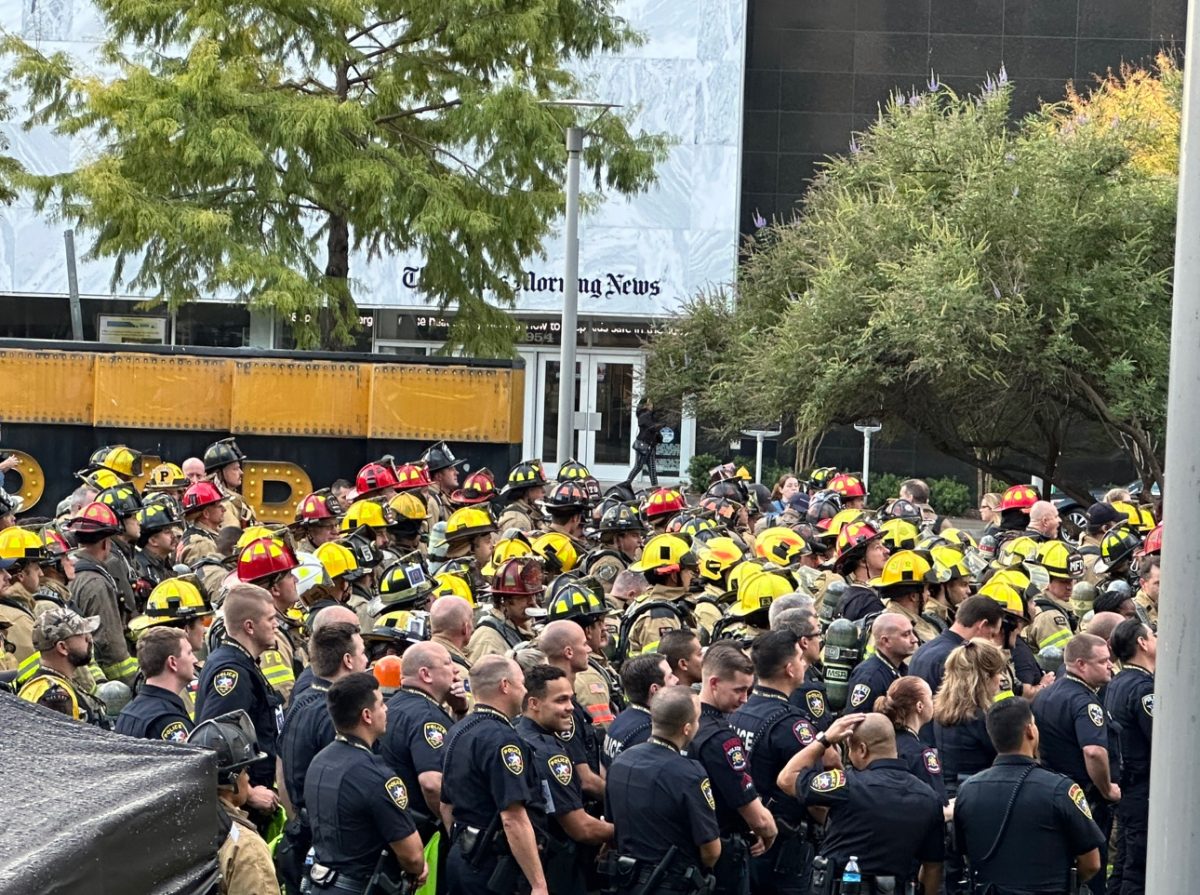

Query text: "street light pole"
[1147, 0, 1200, 883]
[853, 421, 882, 494]
[556, 125, 583, 466]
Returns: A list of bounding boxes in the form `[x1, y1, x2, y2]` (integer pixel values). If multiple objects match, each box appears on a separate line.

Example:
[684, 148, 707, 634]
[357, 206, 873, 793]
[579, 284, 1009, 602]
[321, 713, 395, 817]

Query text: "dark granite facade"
[741, 0, 1187, 230]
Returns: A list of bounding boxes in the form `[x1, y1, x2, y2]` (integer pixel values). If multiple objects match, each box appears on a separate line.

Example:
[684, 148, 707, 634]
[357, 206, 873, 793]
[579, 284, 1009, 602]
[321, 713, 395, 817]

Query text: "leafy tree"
[646, 61, 1177, 499]
[0, 91, 21, 205]
[2, 0, 668, 350]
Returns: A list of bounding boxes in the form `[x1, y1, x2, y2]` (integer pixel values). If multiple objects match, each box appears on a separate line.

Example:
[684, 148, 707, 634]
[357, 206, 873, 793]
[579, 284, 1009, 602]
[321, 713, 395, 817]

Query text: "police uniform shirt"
[292, 665, 316, 702]
[442, 705, 541, 829]
[114, 683, 194, 742]
[606, 738, 721, 865]
[556, 695, 602, 774]
[1011, 636, 1046, 688]
[602, 703, 652, 770]
[515, 716, 586, 834]
[932, 711, 996, 785]
[381, 687, 454, 826]
[799, 759, 944, 877]
[689, 703, 759, 832]
[954, 755, 1106, 891]
[1031, 674, 1110, 789]
[305, 734, 418, 881]
[1104, 665, 1153, 784]
[907, 629, 965, 695]
[195, 639, 283, 787]
[844, 654, 905, 714]
[279, 676, 334, 812]
[730, 687, 817, 823]
[895, 727, 947, 805]
[788, 680, 832, 732]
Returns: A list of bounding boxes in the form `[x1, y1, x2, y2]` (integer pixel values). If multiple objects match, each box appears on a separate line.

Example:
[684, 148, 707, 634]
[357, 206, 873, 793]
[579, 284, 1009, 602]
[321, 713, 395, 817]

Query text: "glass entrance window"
[540, 360, 582, 462]
[592, 362, 634, 465]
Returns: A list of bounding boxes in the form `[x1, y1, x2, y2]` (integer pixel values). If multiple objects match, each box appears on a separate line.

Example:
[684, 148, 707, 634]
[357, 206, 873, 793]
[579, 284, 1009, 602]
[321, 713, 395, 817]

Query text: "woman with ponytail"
[875, 676, 946, 805]
[932, 638, 1007, 795]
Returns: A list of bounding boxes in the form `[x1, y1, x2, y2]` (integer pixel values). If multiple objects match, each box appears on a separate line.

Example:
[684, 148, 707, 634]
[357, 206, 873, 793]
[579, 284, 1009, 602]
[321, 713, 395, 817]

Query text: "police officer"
[603, 654, 676, 769]
[194, 583, 284, 817]
[516, 664, 615, 890]
[1031, 632, 1120, 882]
[277, 622, 367, 895]
[730, 632, 820, 893]
[606, 685, 722, 894]
[305, 672, 429, 891]
[692, 643, 778, 895]
[1105, 619, 1156, 895]
[380, 641, 458, 838]
[778, 713, 944, 895]
[955, 697, 1105, 893]
[114, 627, 195, 742]
[441, 655, 549, 895]
[843, 612, 916, 713]
[538, 619, 605, 800]
[787, 620, 832, 731]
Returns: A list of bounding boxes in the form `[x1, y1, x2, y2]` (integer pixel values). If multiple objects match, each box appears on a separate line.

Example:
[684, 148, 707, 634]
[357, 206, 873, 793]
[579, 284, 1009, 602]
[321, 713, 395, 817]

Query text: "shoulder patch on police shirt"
[1068, 783, 1093, 819]
[501, 744, 525, 776]
[213, 669, 238, 697]
[792, 719, 816, 745]
[548, 753, 573, 786]
[701, 778, 715, 810]
[922, 749, 942, 775]
[1087, 703, 1105, 727]
[806, 690, 826, 718]
[385, 776, 409, 810]
[1142, 693, 1154, 716]
[161, 721, 189, 743]
[810, 769, 846, 792]
[850, 683, 870, 708]
[722, 737, 747, 771]
[423, 721, 447, 749]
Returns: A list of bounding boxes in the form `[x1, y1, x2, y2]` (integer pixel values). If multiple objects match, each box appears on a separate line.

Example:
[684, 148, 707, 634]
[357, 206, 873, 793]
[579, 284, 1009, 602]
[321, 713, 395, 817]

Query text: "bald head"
[311, 604, 359, 633]
[1029, 501, 1060, 536]
[401, 640, 451, 679]
[538, 619, 585, 659]
[1084, 611, 1125, 642]
[873, 612, 907, 639]
[430, 595, 473, 634]
[848, 713, 897, 759]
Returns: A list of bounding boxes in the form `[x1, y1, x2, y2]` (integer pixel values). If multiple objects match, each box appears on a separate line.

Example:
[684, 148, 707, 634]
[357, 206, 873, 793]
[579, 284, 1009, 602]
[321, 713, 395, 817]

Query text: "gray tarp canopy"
[0, 692, 225, 894]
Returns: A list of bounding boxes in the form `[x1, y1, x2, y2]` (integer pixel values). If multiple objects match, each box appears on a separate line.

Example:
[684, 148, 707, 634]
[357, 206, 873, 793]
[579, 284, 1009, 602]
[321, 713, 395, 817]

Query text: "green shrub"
[868, 472, 904, 503]
[929, 476, 974, 517]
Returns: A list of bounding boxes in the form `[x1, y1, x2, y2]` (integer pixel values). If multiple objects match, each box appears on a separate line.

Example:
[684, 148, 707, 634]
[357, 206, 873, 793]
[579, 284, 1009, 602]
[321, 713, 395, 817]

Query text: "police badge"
[423, 721, 447, 749]
[1087, 703, 1105, 727]
[501, 744, 525, 775]
[385, 776, 409, 809]
[849, 683, 870, 708]
[805, 690, 826, 718]
[811, 769, 846, 792]
[213, 669, 238, 697]
[701, 778, 716, 810]
[1142, 693, 1154, 716]
[161, 721, 189, 743]
[548, 754, 573, 786]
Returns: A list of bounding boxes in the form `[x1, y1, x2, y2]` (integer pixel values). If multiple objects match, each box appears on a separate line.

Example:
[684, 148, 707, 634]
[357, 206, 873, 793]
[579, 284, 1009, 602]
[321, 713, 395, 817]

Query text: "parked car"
[1052, 479, 1159, 543]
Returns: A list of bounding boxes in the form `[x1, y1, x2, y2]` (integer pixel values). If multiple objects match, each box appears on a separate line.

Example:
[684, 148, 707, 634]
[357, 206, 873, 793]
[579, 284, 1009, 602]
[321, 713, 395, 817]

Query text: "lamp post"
[853, 420, 882, 494]
[542, 100, 621, 467]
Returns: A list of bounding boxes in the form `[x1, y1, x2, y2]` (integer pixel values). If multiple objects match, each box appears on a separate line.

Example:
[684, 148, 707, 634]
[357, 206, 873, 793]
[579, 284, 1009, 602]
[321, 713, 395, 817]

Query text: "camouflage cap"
[33, 607, 100, 651]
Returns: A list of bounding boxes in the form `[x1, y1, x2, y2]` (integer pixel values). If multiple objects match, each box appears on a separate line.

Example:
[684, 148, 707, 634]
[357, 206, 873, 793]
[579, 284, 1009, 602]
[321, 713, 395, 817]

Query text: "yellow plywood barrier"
[231, 360, 370, 437]
[0, 350, 95, 425]
[94, 354, 233, 430]
[0, 347, 522, 442]
[243, 461, 313, 524]
[369, 365, 524, 443]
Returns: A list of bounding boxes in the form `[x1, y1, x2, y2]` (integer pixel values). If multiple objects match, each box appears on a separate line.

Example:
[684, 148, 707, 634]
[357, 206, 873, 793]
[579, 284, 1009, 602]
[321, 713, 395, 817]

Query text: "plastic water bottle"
[840, 855, 862, 895]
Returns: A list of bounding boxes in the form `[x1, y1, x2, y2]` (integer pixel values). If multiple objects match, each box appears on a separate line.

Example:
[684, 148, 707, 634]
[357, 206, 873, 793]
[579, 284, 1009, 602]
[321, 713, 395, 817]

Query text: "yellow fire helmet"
[729, 570, 792, 618]
[315, 541, 367, 582]
[628, 533, 695, 575]
[432, 571, 475, 606]
[145, 462, 188, 492]
[483, 536, 534, 577]
[929, 544, 970, 582]
[726, 559, 766, 596]
[341, 499, 393, 533]
[1109, 501, 1141, 529]
[236, 525, 277, 553]
[129, 578, 213, 633]
[387, 491, 428, 523]
[821, 508, 864, 541]
[869, 549, 937, 589]
[878, 518, 920, 552]
[939, 528, 978, 551]
[698, 536, 745, 583]
[754, 527, 809, 567]
[444, 506, 498, 543]
[979, 579, 1028, 620]
[1030, 540, 1084, 581]
[531, 531, 579, 573]
[994, 535, 1039, 569]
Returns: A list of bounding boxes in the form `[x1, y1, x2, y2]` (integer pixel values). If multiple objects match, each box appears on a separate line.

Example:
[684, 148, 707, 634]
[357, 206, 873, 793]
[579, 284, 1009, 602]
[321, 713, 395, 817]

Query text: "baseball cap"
[0, 557, 15, 571]
[32, 607, 100, 651]
[1086, 502, 1122, 530]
